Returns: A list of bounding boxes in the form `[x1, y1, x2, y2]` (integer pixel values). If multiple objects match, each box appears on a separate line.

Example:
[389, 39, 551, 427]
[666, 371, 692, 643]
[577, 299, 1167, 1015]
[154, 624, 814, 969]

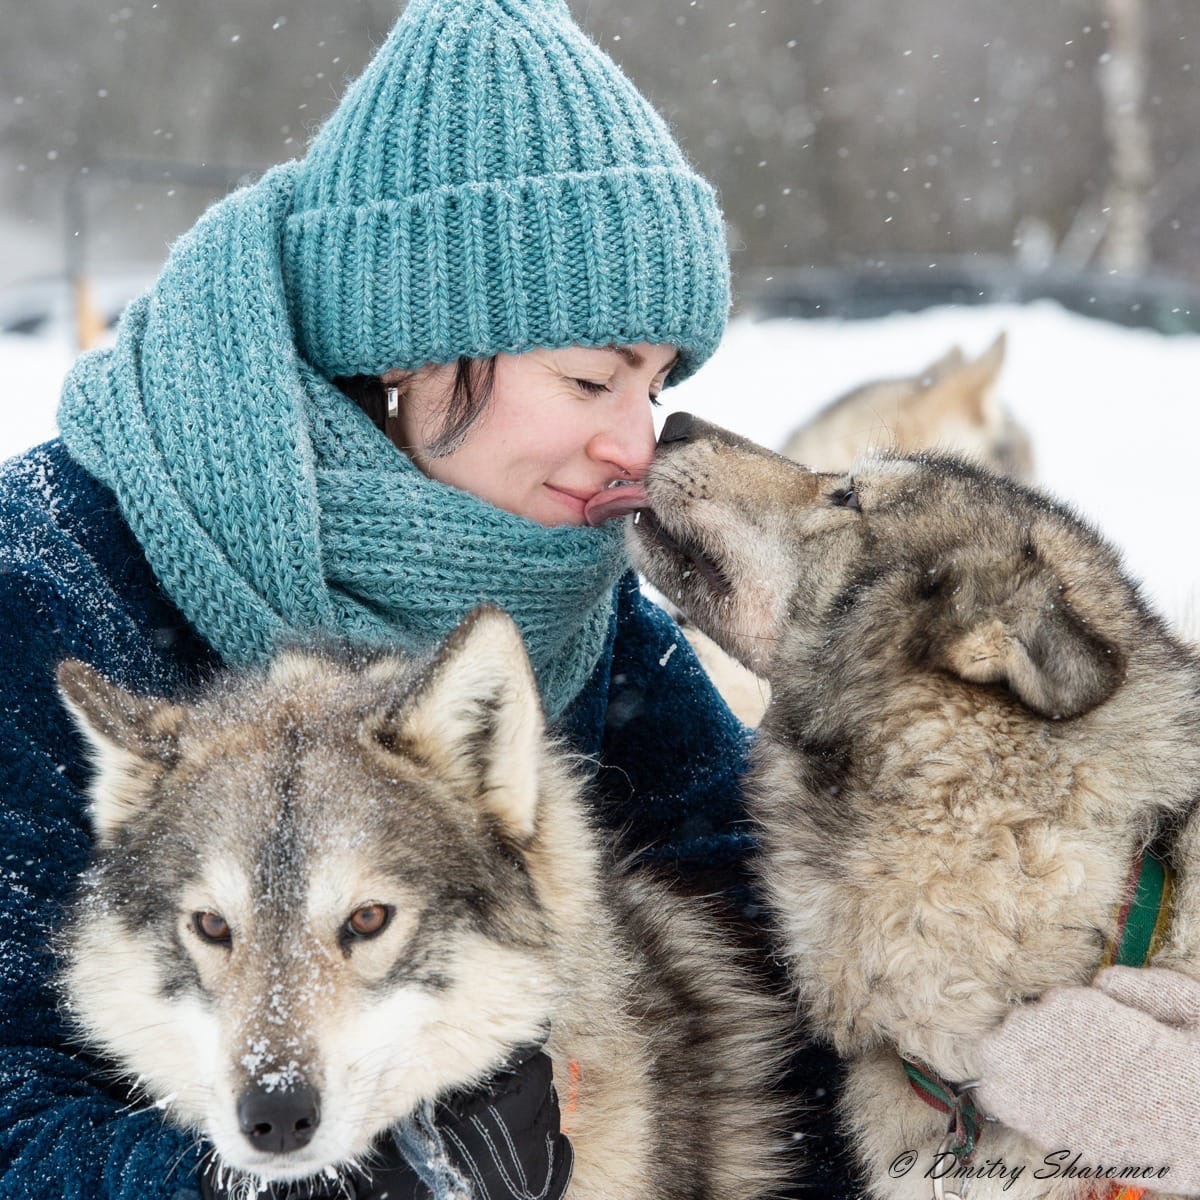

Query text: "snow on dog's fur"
[57, 608, 791, 1199]
[630, 414, 1200, 1200]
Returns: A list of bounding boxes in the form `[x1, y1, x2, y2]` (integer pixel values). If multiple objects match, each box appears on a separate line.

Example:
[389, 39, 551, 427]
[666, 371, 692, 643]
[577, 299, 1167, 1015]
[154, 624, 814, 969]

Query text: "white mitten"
[976, 966, 1200, 1195]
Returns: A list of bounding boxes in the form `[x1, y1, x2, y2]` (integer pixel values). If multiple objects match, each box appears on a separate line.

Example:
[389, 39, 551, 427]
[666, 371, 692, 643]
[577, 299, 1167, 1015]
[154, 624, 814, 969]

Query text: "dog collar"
[902, 847, 1174, 1179]
[1100, 847, 1174, 969]
[901, 1059, 981, 1162]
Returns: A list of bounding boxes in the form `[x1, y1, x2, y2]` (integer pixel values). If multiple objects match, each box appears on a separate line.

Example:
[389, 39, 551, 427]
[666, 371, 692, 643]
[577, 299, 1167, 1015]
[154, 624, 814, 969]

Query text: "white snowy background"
[2, 299, 1198, 626]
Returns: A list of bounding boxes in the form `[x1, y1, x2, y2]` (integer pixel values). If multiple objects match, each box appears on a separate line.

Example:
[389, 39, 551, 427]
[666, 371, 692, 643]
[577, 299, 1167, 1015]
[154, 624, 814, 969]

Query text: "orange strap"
[561, 1059, 581, 1136]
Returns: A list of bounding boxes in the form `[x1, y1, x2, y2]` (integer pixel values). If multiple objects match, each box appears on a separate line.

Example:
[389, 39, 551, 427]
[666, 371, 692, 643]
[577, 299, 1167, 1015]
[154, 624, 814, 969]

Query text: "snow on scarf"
[57, 163, 627, 720]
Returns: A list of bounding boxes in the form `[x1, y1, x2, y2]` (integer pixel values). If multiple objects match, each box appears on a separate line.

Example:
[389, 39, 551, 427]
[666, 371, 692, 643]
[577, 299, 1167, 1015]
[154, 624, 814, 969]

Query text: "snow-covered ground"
[3, 299, 1198, 622]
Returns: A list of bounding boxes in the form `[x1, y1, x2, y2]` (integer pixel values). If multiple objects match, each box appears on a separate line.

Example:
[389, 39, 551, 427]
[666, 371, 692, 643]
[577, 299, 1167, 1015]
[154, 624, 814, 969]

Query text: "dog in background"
[57, 609, 790, 1200]
[781, 333, 1031, 481]
[630, 413, 1200, 1200]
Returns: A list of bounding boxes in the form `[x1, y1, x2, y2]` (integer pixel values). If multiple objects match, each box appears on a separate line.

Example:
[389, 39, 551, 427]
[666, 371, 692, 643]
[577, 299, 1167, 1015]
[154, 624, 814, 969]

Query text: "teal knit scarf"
[57, 165, 627, 719]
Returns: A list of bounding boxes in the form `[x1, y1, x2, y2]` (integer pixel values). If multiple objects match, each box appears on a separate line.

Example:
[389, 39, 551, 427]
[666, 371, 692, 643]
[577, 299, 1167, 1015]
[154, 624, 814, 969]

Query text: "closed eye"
[574, 378, 663, 408]
[573, 378, 610, 395]
[830, 484, 861, 511]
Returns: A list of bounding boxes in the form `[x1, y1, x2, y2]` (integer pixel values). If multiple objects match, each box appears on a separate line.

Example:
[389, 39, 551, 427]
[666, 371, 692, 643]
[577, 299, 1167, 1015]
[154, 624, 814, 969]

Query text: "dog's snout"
[658, 411, 695, 445]
[237, 1083, 321, 1154]
[657, 412, 774, 459]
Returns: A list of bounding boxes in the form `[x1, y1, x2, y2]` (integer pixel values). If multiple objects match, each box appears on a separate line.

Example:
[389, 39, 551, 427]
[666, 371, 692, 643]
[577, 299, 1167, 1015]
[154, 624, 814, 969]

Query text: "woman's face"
[391, 343, 674, 527]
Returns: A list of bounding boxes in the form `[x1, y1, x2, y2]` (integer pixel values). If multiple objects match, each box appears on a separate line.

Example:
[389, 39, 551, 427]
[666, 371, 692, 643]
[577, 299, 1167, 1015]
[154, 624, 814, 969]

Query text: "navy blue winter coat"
[0, 440, 852, 1199]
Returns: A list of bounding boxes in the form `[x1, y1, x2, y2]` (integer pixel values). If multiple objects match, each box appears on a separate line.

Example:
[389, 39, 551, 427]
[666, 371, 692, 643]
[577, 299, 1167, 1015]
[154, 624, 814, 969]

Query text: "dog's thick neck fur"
[757, 615, 1200, 1067]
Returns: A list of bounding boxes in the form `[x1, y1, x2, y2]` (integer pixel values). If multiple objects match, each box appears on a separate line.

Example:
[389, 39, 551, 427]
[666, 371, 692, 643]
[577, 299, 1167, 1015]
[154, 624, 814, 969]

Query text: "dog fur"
[630, 415, 1200, 1200]
[692, 336, 1029, 728]
[781, 334, 1033, 482]
[57, 609, 791, 1200]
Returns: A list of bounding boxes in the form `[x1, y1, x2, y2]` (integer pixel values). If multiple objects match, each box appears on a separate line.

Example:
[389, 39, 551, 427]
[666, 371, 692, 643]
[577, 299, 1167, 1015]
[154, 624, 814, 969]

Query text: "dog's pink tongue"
[584, 483, 649, 526]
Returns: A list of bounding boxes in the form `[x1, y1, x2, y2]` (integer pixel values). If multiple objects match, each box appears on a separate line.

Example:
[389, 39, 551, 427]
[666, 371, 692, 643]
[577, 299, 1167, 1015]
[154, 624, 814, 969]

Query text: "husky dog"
[57, 609, 790, 1199]
[628, 413, 1200, 1200]
[690, 336, 1029, 727]
[781, 334, 1033, 482]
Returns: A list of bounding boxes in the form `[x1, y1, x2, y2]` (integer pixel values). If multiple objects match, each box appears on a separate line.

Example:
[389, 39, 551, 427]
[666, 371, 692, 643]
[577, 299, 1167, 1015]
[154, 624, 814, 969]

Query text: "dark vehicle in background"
[745, 257, 1200, 337]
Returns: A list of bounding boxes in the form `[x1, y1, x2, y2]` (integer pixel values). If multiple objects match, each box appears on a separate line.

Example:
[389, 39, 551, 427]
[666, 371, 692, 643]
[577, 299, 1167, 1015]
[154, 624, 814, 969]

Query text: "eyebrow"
[603, 344, 681, 374]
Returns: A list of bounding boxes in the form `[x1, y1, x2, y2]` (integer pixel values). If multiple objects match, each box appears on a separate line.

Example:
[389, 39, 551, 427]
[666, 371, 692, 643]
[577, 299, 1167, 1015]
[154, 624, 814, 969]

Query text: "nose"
[659, 411, 695, 445]
[586, 387, 657, 475]
[237, 1083, 321, 1155]
[657, 412, 773, 458]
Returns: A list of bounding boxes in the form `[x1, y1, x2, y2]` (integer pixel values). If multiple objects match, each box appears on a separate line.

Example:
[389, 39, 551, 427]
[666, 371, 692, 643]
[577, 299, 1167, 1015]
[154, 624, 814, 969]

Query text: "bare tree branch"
[1099, 0, 1154, 273]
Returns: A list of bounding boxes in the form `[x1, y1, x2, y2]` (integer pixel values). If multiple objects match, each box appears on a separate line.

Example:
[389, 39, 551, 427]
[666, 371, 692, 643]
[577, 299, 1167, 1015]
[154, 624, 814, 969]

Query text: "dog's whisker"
[165, 1139, 206, 1184]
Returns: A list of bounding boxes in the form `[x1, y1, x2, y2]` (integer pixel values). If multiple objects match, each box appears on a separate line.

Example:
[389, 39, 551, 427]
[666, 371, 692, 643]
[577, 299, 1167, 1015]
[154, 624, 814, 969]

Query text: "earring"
[386, 385, 399, 420]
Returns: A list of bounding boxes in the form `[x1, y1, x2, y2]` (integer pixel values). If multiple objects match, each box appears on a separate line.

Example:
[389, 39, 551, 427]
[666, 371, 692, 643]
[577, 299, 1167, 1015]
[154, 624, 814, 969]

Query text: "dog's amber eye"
[193, 911, 232, 946]
[346, 903, 392, 940]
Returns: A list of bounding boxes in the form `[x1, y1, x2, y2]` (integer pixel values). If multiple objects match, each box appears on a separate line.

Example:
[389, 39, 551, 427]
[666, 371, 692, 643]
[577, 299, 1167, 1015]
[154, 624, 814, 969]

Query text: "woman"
[0, 1, 846, 1197]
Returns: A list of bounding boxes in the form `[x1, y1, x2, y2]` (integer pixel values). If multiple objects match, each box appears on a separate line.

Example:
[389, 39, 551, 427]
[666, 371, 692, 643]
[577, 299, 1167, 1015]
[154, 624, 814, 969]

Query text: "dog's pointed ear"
[941, 602, 1122, 720]
[368, 608, 544, 840]
[976, 331, 1007, 377]
[912, 332, 1007, 428]
[969, 331, 1008, 422]
[56, 660, 184, 843]
[921, 344, 966, 383]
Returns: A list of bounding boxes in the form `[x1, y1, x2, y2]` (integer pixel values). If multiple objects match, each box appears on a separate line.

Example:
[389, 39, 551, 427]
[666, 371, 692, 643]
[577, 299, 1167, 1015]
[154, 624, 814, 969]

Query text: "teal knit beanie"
[282, 0, 730, 384]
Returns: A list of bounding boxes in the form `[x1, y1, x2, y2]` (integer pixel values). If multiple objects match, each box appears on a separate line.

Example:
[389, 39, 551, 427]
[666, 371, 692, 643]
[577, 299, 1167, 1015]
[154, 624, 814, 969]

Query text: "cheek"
[411, 391, 592, 523]
[483, 401, 579, 464]
[428, 402, 553, 474]
[423, 446, 476, 492]
[428, 422, 576, 500]
[424, 443, 540, 524]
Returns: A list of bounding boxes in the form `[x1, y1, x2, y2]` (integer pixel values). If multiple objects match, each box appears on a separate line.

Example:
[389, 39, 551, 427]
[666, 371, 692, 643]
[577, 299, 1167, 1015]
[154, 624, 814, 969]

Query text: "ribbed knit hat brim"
[282, 0, 730, 383]
[284, 164, 727, 383]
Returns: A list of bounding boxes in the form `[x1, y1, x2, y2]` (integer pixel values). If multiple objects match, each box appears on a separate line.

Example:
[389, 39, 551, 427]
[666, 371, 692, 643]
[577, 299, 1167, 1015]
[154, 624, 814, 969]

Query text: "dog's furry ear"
[56, 660, 184, 842]
[912, 332, 1006, 428]
[367, 608, 544, 840]
[941, 601, 1122, 720]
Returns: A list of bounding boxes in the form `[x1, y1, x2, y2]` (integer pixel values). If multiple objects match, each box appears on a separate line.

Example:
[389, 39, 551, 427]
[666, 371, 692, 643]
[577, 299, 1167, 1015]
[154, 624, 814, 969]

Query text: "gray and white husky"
[57, 608, 790, 1199]
[630, 413, 1200, 1200]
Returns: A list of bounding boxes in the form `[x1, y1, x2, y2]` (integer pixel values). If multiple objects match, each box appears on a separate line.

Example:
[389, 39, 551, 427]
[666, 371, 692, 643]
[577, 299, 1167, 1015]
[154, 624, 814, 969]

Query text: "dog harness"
[901, 847, 1173, 1200]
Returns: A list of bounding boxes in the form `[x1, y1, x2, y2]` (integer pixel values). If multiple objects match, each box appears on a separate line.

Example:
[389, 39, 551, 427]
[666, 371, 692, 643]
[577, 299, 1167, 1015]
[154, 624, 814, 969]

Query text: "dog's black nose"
[658, 411, 695, 445]
[237, 1084, 321, 1154]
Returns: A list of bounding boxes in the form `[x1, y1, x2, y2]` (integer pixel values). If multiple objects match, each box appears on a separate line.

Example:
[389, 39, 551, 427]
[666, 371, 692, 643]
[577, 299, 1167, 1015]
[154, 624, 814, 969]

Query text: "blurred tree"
[1099, 0, 1153, 272]
[0, 0, 1197, 292]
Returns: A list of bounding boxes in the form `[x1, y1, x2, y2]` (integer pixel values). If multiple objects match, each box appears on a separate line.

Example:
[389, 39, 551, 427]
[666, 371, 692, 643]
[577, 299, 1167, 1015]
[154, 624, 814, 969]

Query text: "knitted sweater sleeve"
[0, 446, 202, 1200]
